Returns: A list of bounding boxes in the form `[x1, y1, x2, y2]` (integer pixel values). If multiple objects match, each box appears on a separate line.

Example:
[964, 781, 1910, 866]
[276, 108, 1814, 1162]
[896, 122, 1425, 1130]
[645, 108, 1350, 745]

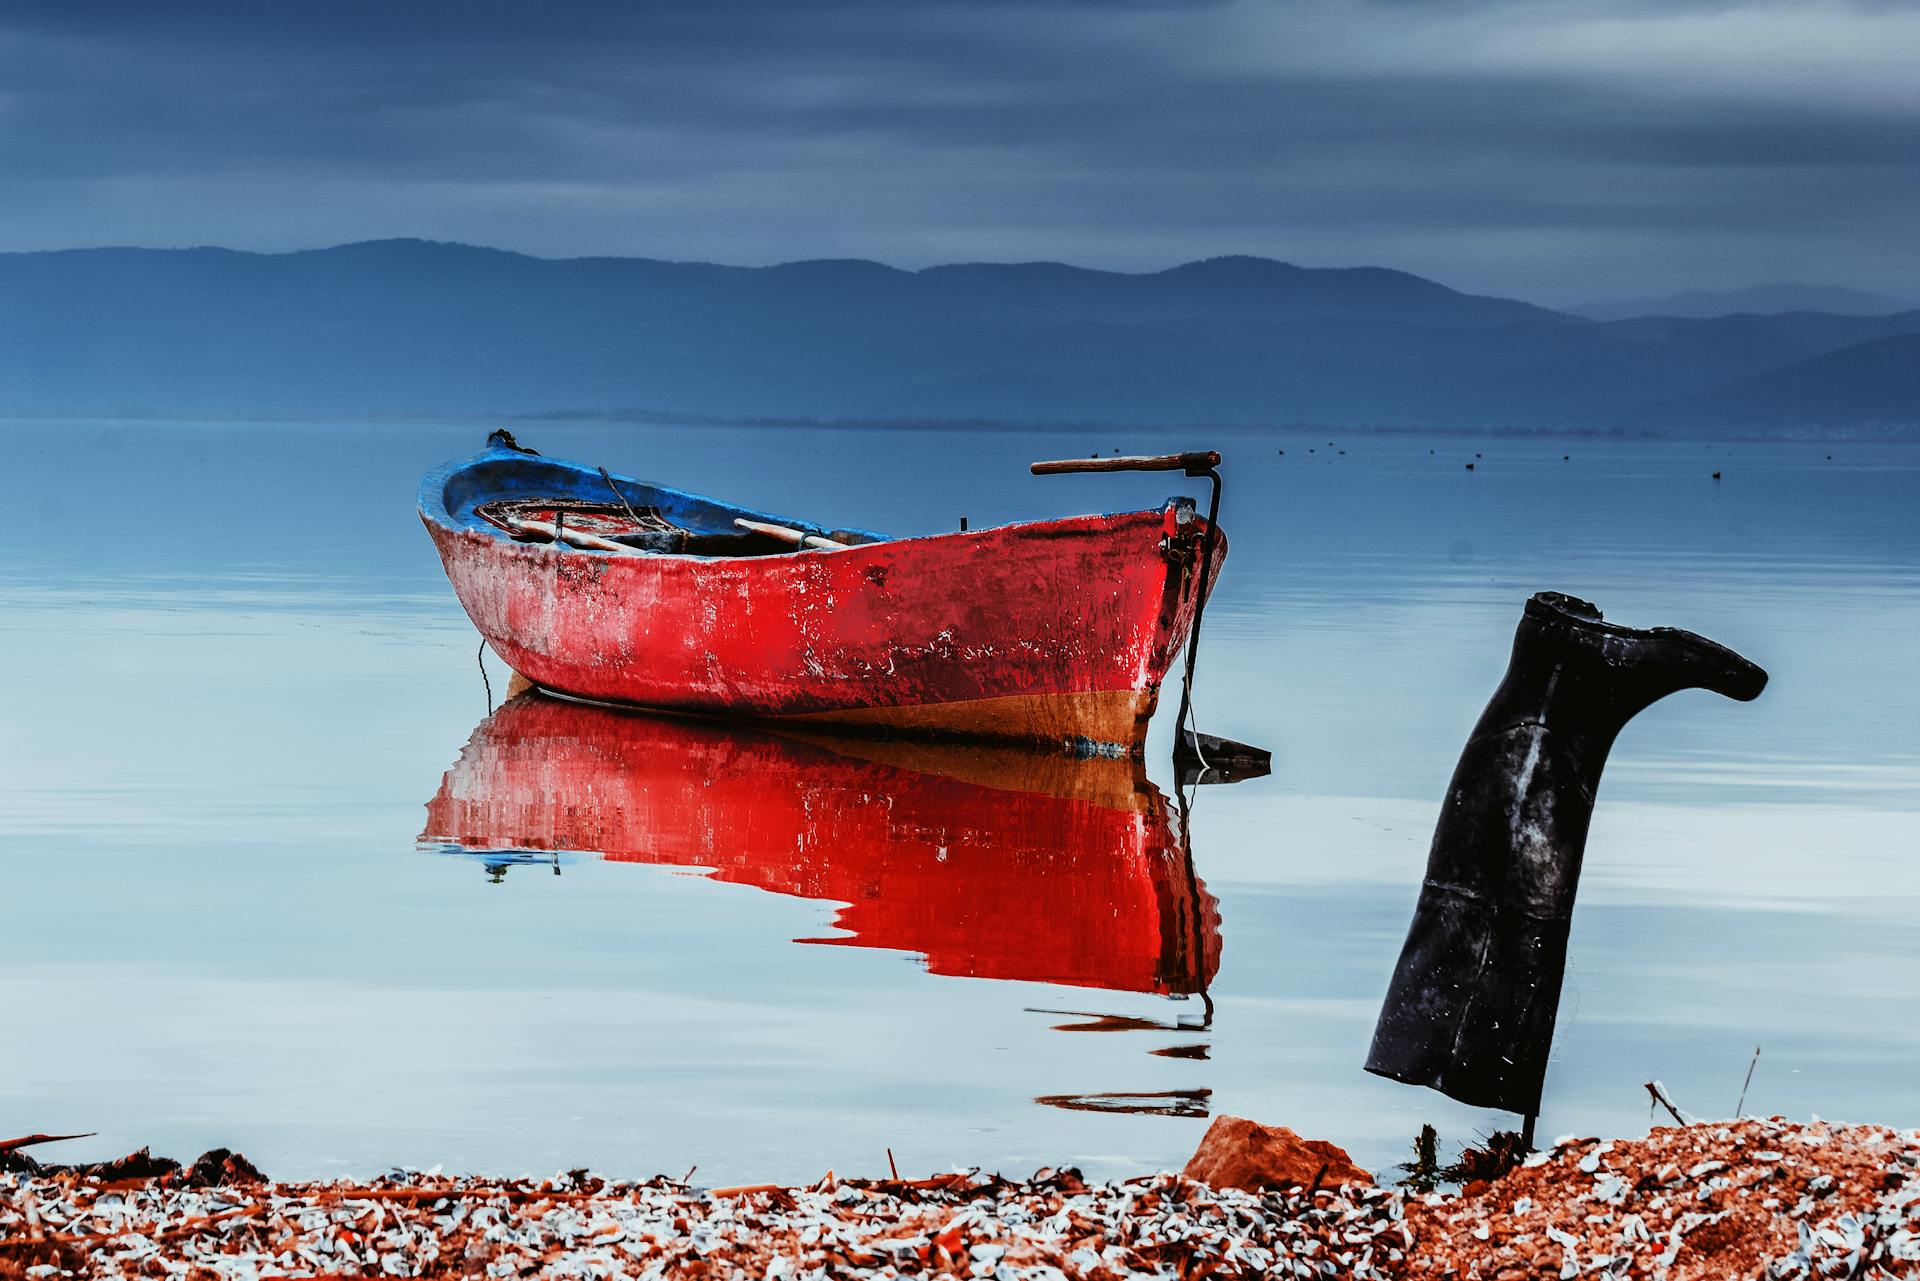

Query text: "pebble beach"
[5, 1116, 1919, 1278]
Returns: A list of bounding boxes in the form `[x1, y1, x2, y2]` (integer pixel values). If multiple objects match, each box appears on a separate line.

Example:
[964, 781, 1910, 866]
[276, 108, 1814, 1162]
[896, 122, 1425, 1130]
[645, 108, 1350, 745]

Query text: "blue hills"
[1, 239, 1913, 434]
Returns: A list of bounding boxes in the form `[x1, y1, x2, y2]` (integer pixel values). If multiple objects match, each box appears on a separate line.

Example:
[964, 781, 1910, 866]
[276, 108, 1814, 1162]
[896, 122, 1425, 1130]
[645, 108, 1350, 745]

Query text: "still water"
[2, 419, 1916, 1184]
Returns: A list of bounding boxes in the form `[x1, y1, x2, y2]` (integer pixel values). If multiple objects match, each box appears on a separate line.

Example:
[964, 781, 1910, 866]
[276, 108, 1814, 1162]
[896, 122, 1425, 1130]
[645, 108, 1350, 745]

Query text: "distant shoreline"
[2, 409, 1915, 444]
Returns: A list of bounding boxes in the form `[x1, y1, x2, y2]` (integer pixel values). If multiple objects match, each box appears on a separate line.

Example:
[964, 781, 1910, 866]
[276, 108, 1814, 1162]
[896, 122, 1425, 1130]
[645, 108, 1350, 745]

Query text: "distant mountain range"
[1, 239, 1914, 435]
[1571, 282, 1916, 322]
[1646, 334, 1920, 432]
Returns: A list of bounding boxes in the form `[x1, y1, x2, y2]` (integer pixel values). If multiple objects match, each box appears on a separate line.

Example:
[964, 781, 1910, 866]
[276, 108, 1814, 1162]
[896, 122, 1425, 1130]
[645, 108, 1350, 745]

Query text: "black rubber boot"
[1365, 592, 1766, 1116]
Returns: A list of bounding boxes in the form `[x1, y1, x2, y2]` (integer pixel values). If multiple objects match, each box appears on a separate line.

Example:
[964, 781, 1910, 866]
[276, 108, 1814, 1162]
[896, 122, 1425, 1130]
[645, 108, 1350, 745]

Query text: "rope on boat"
[598, 465, 650, 528]
[477, 638, 494, 715]
[1172, 464, 1224, 772]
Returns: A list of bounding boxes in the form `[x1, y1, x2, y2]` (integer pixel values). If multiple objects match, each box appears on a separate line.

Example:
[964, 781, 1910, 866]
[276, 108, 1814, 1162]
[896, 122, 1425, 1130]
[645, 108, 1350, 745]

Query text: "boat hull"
[422, 442, 1222, 752]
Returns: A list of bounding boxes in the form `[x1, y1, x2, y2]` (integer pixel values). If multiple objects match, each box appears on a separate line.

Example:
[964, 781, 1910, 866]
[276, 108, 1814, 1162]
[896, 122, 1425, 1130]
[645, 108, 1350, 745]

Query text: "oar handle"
[734, 517, 844, 550]
[1031, 451, 1220, 477]
[503, 516, 639, 555]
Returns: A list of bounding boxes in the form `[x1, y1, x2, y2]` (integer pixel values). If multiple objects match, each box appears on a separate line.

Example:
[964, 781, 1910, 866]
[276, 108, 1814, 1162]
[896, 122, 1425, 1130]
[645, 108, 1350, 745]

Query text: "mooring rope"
[477, 638, 494, 715]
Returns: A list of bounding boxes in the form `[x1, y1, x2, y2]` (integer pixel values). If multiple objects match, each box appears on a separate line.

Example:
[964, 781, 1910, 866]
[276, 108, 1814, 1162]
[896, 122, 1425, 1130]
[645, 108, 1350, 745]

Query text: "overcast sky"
[1, 0, 1914, 303]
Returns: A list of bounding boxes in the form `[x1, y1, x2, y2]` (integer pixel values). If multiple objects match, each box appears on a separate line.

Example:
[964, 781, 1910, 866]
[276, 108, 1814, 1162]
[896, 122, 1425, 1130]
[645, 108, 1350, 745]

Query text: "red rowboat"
[420, 694, 1221, 996]
[419, 432, 1225, 754]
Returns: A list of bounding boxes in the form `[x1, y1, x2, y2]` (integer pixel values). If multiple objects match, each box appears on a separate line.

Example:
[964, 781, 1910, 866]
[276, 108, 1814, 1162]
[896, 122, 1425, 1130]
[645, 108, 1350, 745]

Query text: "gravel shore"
[4, 1117, 1917, 1278]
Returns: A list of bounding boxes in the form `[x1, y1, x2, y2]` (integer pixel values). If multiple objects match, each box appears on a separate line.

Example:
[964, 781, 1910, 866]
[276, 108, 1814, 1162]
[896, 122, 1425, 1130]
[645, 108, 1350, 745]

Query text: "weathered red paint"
[421, 695, 1221, 995]
[423, 451, 1224, 752]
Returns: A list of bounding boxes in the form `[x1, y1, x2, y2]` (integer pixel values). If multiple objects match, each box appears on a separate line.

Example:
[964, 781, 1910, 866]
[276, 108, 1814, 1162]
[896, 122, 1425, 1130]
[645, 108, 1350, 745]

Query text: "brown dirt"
[1400, 1115, 1920, 1279]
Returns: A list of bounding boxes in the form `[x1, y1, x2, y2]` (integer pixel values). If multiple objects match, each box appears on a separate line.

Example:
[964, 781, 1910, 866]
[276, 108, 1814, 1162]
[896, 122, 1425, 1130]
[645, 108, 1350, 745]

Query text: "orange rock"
[1180, 1115, 1373, 1192]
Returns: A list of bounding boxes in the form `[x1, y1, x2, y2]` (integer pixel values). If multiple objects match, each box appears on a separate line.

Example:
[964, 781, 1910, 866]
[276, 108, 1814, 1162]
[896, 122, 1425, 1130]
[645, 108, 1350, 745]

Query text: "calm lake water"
[3, 419, 1916, 1184]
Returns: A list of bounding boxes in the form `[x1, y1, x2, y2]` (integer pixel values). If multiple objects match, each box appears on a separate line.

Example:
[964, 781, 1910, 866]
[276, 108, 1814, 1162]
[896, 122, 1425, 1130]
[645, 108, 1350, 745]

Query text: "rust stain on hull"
[775, 688, 1158, 751]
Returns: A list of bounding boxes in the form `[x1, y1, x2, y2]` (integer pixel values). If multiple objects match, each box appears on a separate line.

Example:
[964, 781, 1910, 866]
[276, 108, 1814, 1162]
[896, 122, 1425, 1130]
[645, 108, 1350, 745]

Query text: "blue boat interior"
[419, 430, 891, 558]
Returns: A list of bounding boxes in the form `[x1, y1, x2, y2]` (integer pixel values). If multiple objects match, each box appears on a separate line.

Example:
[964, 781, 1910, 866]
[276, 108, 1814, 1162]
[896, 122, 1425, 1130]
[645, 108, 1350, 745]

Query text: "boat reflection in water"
[419, 693, 1221, 1000]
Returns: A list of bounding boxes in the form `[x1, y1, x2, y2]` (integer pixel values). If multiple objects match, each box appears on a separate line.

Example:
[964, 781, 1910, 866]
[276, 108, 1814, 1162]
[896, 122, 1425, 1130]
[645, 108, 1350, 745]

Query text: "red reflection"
[421, 694, 1220, 995]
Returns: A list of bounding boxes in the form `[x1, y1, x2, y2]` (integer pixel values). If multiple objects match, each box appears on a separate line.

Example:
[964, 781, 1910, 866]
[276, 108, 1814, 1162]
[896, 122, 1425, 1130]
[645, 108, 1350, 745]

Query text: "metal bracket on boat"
[1158, 500, 1199, 566]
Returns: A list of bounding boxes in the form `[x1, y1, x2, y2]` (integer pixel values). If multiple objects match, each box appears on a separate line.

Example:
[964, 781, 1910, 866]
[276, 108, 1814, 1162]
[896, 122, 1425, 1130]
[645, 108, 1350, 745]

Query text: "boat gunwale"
[418, 441, 1196, 566]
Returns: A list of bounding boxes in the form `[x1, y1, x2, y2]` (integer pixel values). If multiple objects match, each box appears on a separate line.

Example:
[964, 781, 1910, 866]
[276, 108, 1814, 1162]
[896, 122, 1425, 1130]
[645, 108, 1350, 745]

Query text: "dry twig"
[0, 1133, 94, 1155]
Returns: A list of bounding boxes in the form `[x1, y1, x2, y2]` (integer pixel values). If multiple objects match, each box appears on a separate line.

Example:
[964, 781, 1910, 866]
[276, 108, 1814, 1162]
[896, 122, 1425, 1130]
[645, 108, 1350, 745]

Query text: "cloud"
[0, 0, 1913, 302]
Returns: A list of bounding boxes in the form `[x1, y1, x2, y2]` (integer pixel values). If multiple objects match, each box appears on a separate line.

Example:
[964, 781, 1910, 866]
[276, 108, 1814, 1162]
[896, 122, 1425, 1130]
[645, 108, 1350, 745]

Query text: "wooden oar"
[503, 516, 641, 555]
[734, 517, 843, 550]
[1030, 451, 1220, 476]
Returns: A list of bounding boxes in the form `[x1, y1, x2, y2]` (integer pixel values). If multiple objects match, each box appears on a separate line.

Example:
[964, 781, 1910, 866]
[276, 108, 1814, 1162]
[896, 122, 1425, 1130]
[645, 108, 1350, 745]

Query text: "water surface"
[2, 419, 1915, 1183]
